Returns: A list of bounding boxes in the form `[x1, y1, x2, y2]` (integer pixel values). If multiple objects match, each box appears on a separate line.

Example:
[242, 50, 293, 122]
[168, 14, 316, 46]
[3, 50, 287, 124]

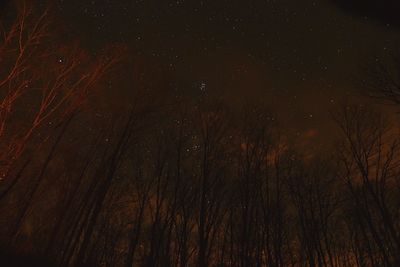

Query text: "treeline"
[1, 2, 400, 267]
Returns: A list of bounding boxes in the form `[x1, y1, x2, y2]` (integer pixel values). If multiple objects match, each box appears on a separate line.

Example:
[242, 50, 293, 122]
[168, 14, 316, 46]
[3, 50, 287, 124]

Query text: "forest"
[1, 1, 400, 267]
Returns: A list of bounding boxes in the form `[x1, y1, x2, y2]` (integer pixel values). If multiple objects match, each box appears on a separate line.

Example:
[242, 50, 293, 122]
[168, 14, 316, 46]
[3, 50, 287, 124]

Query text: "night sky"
[52, 0, 400, 147]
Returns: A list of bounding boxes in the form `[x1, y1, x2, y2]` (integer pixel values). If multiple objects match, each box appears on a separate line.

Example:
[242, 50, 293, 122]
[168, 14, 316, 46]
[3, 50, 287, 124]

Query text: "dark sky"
[54, 0, 399, 148]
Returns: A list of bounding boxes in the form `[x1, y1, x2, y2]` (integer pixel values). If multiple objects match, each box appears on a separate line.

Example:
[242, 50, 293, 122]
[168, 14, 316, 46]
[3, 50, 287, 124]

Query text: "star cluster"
[56, 0, 399, 144]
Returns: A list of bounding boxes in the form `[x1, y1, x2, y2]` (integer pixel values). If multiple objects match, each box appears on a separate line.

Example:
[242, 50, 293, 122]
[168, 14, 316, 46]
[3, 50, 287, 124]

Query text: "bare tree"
[335, 105, 400, 266]
[0, 1, 122, 201]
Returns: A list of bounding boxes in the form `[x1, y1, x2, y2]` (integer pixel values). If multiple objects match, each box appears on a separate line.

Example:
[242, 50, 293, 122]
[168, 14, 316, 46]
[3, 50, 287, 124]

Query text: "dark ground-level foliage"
[2, 2, 400, 267]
